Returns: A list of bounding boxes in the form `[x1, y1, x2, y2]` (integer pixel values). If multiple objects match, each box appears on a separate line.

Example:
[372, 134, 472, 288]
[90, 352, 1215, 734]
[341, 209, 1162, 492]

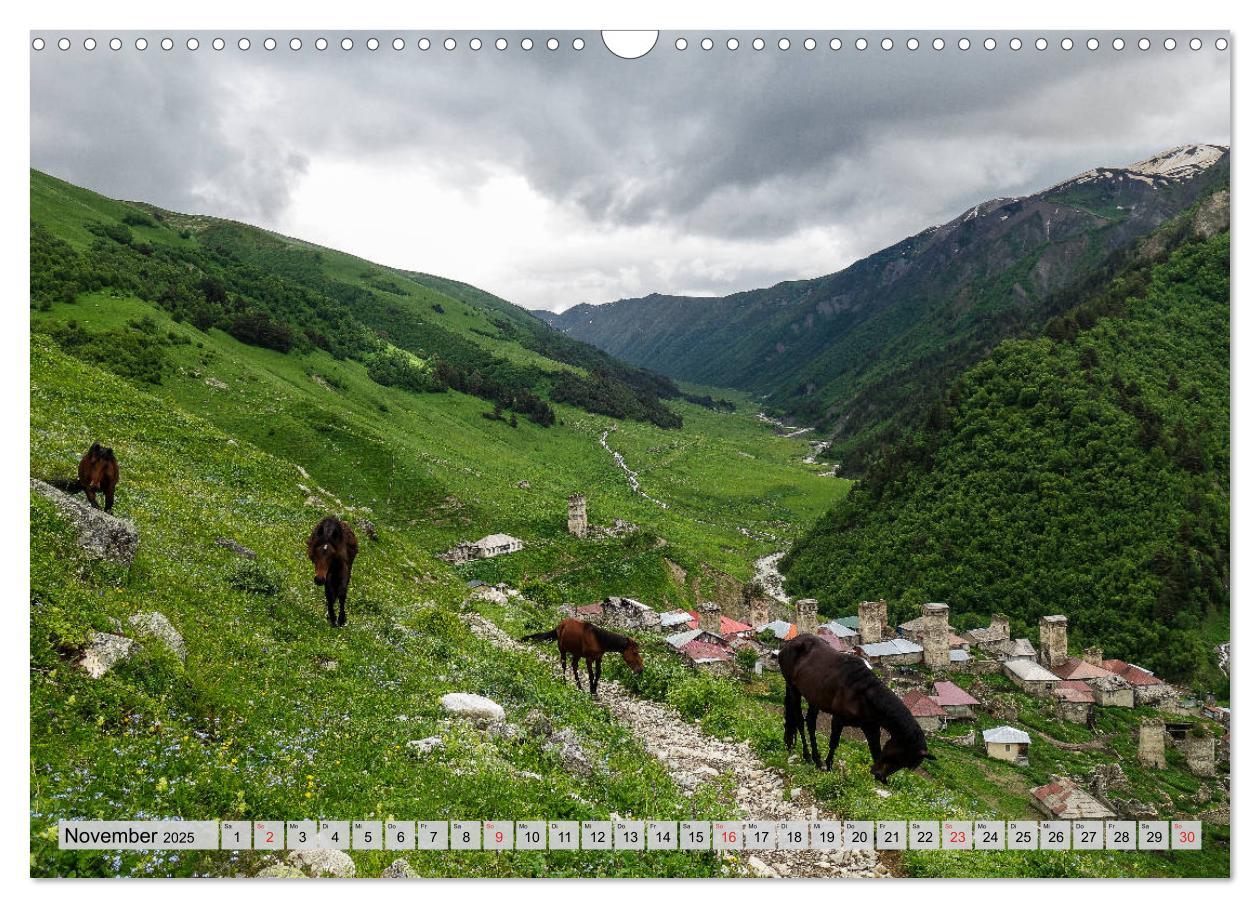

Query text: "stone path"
[463, 611, 889, 878]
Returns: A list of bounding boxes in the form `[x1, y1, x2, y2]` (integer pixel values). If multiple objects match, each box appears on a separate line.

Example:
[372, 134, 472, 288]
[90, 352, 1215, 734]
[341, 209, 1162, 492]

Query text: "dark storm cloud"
[30, 30, 1229, 302]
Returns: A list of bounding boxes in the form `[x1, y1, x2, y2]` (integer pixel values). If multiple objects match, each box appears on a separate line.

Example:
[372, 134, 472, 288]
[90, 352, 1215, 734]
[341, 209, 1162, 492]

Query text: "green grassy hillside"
[30, 168, 686, 430]
[784, 214, 1229, 692]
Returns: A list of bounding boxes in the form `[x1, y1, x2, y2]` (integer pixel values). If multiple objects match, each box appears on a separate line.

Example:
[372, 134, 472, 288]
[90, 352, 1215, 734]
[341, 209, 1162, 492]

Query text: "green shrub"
[226, 561, 283, 597]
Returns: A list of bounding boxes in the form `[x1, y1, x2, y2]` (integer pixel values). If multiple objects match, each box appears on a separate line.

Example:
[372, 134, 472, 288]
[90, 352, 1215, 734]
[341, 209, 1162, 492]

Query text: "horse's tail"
[44, 477, 83, 495]
[783, 680, 803, 749]
[520, 628, 558, 643]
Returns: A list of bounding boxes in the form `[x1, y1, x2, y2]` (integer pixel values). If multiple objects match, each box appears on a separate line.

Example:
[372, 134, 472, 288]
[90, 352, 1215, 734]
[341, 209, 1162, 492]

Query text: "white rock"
[31, 479, 139, 565]
[407, 737, 442, 757]
[77, 632, 137, 679]
[440, 693, 505, 721]
[381, 858, 418, 878]
[128, 611, 185, 661]
[286, 848, 356, 878]
[746, 855, 777, 877]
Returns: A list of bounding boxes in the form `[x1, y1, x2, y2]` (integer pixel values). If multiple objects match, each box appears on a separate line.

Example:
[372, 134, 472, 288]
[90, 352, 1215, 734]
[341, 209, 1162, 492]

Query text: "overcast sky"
[31, 31, 1230, 312]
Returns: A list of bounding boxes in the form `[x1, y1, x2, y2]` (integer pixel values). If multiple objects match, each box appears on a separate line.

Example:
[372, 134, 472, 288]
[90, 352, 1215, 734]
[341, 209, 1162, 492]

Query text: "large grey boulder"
[440, 693, 505, 722]
[128, 611, 185, 661]
[77, 632, 136, 679]
[255, 863, 305, 878]
[286, 848, 356, 878]
[31, 478, 138, 566]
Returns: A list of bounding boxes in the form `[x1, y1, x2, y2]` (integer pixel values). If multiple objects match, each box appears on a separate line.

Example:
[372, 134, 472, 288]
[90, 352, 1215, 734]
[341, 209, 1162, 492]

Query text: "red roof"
[901, 690, 946, 717]
[1101, 659, 1162, 686]
[817, 628, 855, 653]
[1052, 658, 1115, 681]
[1054, 680, 1097, 703]
[931, 680, 980, 707]
[948, 633, 971, 648]
[686, 611, 753, 636]
[681, 639, 733, 662]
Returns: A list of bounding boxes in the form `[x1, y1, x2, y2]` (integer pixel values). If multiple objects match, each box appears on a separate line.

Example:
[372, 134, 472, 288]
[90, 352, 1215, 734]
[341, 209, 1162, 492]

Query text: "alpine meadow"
[30, 129, 1230, 882]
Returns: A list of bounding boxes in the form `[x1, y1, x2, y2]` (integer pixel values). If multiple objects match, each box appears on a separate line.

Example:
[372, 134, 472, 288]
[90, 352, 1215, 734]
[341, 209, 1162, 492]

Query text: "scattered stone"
[746, 856, 777, 878]
[204, 377, 228, 390]
[255, 863, 305, 878]
[407, 737, 443, 757]
[356, 519, 378, 541]
[304, 495, 326, 509]
[523, 709, 554, 738]
[31, 478, 139, 565]
[440, 693, 505, 722]
[486, 721, 524, 742]
[215, 537, 257, 560]
[128, 611, 186, 661]
[381, 858, 418, 878]
[286, 848, 356, 878]
[516, 480, 531, 489]
[318, 659, 338, 672]
[76, 632, 137, 679]
[544, 728, 593, 778]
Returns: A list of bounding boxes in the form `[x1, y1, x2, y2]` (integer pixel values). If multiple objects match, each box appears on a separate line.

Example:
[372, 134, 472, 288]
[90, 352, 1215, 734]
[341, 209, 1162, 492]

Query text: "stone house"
[1102, 659, 1175, 705]
[902, 690, 947, 733]
[679, 638, 734, 672]
[964, 614, 1011, 652]
[1051, 658, 1135, 708]
[859, 637, 924, 666]
[821, 620, 860, 642]
[949, 648, 974, 669]
[1053, 681, 1097, 725]
[600, 597, 661, 630]
[1031, 777, 1115, 820]
[1002, 658, 1060, 696]
[658, 610, 694, 631]
[994, 638, 1037, 660]
[931, 680, 980, 719]
[438, 533, 524, 563]
[982, 725, 1031, 764]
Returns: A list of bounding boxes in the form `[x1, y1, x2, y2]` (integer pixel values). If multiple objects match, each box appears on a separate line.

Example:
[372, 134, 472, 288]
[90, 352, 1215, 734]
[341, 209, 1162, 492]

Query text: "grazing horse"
[521, 618, 644, 698]
[306, 516, 359, 627]
[779, 633, 934, 781]
[78, 443, 120, 512]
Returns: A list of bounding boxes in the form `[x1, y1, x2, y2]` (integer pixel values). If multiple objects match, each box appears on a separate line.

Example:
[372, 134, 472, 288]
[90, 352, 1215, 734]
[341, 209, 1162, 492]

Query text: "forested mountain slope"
[548, 145, 1229, 470]
[782, 194, 1230, 691]
[30, 169, 684, 429]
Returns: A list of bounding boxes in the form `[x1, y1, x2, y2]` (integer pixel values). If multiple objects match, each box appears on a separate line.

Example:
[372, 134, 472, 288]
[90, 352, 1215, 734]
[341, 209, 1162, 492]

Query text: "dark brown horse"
[306, 516, 359, 627]
[78, 443, 120, 512]
[779, 633, 934, 781]
[522, 618, 643, 698]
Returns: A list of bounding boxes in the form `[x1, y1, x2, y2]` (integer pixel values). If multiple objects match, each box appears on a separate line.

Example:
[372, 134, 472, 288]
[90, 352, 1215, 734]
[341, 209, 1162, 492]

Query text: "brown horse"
[306, 516, 359, 627]
[78, 443, 120, 512]
[779, 633, 934, 781]
[522, 618, 643, 698]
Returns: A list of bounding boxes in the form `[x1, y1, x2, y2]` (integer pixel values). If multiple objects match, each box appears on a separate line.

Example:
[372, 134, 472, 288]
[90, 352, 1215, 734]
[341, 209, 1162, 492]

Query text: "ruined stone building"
[567, 494, 588, 538]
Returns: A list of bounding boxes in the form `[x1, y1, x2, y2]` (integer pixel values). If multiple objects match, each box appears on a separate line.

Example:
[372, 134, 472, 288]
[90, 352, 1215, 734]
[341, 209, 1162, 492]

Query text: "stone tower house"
[795, 599, 818, 635]
[1038, 615, 1068, 668]
[567, 494, 588, 538]
[742, 584, 770, 629]
[1137, 719, 1167, 769]
[1178, 734, 1216, 777]
[1082, 646, 1104, 667]
[922, 602, 950, 670]
[698, 601, 722, 636]
[858, 600, 888, 645]
[989, 614, 1011, 641]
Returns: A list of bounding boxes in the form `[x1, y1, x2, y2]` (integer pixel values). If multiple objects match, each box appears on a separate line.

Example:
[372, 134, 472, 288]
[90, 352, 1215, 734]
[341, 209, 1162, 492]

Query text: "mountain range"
[540, 144, 1230, 471]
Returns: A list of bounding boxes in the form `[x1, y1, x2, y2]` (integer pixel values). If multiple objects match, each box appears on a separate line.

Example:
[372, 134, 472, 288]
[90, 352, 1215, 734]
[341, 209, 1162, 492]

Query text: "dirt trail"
[463, 611, 889, 878]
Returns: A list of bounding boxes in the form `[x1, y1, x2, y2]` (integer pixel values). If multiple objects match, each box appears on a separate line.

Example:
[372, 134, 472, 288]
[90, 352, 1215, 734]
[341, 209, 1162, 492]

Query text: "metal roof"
[659, 611, 693, 628]
[756, 620, 798, 640]
[1004, 658, 1059, 682]
[949, 648, 972, 662]
[932, 681, 980, 706]
[860, 638, 923, 658]
[822, 620, 859, 638]
[983, 725, 1031, 745]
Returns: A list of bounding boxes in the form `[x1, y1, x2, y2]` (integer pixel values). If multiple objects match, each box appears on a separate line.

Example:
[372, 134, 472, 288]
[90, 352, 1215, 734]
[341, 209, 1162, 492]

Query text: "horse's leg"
[826, 722, 844, 772]
[337, 571, 348, 627]
[571, 654, 583, 690]
[592, 657, 602, 699]
[104, 485, 114, 513]
[861, 723, 883, 762]
[783, 682, 802, 753]
[585, 658, 596, 698]
[325, 586, 337, 627]
[83, 486, 99, 509]
[806, 705, 822, 768]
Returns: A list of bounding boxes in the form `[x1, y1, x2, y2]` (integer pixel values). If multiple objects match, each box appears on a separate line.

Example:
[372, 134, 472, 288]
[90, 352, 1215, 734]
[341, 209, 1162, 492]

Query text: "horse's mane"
[589, 623, 632, 652]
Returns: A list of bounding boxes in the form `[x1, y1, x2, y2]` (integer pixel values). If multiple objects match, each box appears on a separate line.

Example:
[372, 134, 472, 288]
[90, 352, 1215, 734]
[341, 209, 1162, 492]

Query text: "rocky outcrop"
[76, 632, 136, 679]
[407, 737, 442, 757]
[128, 611, 185, 661]
[31, 478, 138, 565]
[543, 728, 593, 778]
[440, 693, 505, 722]
[381, 858, 418, 878]
[214, 537, 257, 560]
[285, 848, 356, 878]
